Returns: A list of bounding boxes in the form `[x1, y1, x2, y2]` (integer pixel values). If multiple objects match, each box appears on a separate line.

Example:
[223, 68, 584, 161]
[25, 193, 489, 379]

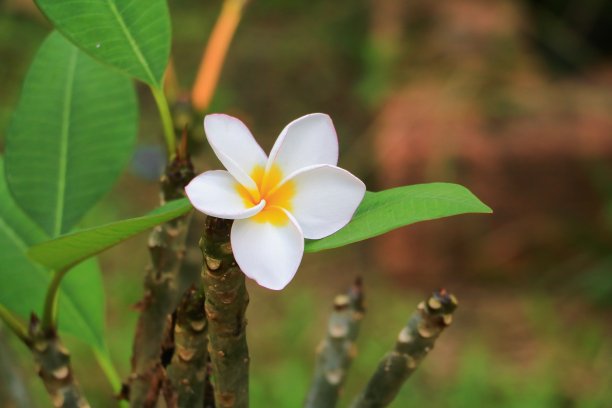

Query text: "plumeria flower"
[185, 113, 366, 290]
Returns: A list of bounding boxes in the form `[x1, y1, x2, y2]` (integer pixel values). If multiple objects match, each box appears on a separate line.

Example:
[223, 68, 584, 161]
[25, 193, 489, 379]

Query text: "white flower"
[185, 113, 366, 290]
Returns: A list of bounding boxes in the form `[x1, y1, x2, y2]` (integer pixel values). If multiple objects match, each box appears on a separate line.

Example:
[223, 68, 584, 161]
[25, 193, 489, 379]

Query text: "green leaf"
[5, 31, 138, 237]
[28, 184, 489, 271]
[35, 0, 170, 86]
[305, 183, 492, 253]
[29, 198, 192, 271]
[0, 158, 105, 349]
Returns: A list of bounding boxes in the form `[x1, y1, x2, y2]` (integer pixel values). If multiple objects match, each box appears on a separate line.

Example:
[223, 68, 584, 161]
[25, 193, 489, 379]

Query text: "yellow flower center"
[235, 164, 296, 226]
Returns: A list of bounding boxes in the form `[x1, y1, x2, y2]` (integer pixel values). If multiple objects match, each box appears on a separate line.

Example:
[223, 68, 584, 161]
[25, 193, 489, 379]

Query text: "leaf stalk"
[93, 346, 126, 405]
[0, 305, 30, 345]
[151, 85, 177, 159]
[41, 268, 68, 332]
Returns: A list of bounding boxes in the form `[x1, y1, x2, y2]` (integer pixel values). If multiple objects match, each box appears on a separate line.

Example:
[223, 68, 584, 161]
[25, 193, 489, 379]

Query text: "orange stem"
[191, 0, 248, 112]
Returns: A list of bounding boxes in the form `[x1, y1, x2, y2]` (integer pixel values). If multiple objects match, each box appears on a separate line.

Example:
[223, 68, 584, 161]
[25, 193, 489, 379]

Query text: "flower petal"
[267, 113, 338, 181]
[185, 170, 265, 219]
[285, 164, 365, 239]
[231, 209, 304, 290]
[204, 114, 267, 190]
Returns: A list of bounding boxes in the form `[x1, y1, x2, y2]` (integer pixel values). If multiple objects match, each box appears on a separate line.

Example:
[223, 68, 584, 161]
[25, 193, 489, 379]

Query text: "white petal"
[185, 170, 265, 219]
[204, 114, 267, 190]
[267, 113, 339, 181]
[286, 164, 365, 239]
[231, 210, 304, 290]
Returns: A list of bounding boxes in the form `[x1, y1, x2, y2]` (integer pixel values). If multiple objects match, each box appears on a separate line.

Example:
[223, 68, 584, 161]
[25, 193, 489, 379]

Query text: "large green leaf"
[305, 183, 492, 252]
[0, 158, 105, 349]
[5, 31, 137, 237]
[35, 0, 170, 86]
[29, 198, 192, 271]
[30, 184, 491, 270]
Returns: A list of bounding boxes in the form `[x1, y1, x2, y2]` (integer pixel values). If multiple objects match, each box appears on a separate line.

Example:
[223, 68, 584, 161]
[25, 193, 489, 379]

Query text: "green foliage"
[0, 158, 105, 349]
[1, 30, 138, 353]
[305, 183, 492, 252]
[5, 31, 138, 237]
[29, 199, 193, 271]
[34, 0, 171, 87]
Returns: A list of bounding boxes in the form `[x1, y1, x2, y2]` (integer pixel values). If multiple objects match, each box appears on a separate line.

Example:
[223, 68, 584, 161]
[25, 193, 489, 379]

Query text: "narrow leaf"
[35, 0, 170, 86]
[305, 183, 492, 252]
[5, 31, 138, 237]
[0, 158, 105, 349]
[29, 198, 192, 271]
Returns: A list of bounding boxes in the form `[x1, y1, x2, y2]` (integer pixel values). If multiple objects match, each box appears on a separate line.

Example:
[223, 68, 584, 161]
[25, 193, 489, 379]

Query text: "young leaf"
[34, 0, 171, 87]
[5, 31, 138, 237]
[29, 198, 192, 272]
[0, 158, 105, 349]
[305, 183, 492, 252]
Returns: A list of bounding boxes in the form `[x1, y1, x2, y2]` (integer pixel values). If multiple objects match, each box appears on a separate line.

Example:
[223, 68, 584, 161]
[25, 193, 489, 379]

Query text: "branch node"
[201, 216, 249, 408]
[350, 290, 459, 408]
[305, 277, 366, 408]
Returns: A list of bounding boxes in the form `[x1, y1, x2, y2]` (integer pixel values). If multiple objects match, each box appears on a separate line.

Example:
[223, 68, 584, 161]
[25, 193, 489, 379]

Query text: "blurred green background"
[1, 0, 611, 406]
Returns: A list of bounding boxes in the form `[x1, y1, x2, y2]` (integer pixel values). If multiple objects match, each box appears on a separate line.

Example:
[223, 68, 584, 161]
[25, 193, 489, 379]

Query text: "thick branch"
[167, 284, 208, 406]
[305, 278, 365, 408]
[350, 290, 458, 408]
[29, 316, 90, 408]
[128, 152, 196, 408]
[200, 217, 249, 408]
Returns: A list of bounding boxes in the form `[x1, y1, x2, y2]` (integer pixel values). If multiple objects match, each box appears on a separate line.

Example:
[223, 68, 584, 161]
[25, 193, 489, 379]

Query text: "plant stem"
[305, 278, 365, 408]
[41, 268, 68, 332]
[167, 285, 208, 406]
[29, 315, 90, 408]
[350, 290, 458, 408]
[200, 217, 249, 408]
[0, 304, 30, 345]
[127, 150, 196, 408]
[191, 0, 249, 112]
[150, 85, 176, 159]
